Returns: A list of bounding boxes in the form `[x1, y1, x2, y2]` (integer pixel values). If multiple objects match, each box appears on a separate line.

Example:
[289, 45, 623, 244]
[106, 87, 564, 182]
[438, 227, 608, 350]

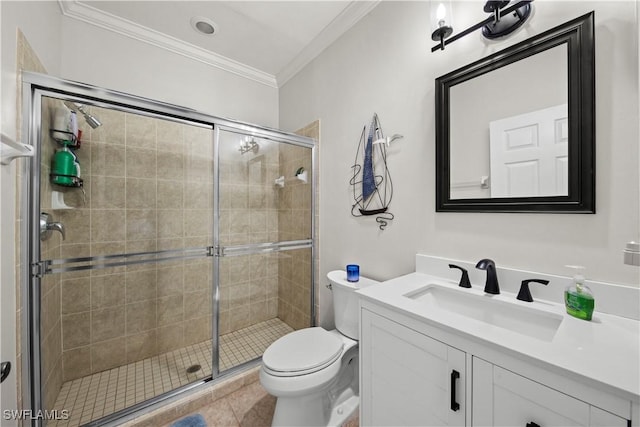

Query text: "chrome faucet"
[475, 258, 499, 294]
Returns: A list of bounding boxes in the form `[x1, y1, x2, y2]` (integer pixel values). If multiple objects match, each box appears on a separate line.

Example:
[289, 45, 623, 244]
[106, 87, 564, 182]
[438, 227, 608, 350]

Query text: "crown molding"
[276, 1, 381, 87]
[57, 0, 279, 88]
[57, 0, 378, 89]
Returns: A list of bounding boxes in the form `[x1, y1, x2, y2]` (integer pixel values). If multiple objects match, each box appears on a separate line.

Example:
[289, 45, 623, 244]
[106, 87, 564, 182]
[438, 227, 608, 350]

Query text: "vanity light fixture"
[430, 1, 454, 51]
[431, 0, 533, 52]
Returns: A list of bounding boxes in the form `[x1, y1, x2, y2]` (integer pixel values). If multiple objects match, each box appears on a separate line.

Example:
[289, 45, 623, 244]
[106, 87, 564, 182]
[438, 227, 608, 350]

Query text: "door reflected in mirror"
[449, 45, 568, 200]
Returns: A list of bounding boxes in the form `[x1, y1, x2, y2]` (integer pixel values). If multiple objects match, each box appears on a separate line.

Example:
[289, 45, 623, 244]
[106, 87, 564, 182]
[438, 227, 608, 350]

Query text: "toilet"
[260, 270, 379, 426]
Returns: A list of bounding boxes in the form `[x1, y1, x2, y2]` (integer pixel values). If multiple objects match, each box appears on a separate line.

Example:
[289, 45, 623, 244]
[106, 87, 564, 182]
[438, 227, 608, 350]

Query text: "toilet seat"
[262, 327, 344, 377]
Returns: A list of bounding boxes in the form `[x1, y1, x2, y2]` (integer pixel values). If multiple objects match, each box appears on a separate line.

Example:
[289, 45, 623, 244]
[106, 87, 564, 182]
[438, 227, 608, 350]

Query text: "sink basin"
[404, 285, 563, 342]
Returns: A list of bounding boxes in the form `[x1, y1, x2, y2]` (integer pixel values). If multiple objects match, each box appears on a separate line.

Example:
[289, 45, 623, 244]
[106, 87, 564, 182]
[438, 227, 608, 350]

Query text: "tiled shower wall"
[277, 123, 317, 330]
[218, 136, 281, 334]
[39, 107, 214, 393]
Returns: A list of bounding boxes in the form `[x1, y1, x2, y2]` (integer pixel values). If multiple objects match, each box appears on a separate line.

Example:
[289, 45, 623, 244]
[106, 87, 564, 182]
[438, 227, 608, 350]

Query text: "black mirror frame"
[435, 12, 595, 213]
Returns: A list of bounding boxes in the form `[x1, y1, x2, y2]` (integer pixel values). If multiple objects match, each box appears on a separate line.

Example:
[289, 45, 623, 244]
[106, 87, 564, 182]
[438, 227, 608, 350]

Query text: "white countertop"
[357, 271, 640, 402]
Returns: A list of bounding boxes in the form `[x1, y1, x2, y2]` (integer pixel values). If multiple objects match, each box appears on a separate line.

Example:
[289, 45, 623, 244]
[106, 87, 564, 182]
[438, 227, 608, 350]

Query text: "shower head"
[64, 101, 102, 129]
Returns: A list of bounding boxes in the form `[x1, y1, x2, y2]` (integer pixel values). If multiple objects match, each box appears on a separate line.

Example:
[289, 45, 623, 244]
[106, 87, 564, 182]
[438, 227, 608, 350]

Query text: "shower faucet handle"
[40, 212, 66, 241]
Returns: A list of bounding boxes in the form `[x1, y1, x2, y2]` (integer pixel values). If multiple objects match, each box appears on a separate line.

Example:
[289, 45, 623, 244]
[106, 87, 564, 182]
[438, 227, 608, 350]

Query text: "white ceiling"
[60, 1, 379, 87]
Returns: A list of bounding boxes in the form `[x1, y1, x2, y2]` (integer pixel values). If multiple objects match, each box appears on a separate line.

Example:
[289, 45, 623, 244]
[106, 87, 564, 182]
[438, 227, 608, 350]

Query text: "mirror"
[435, 12, 595, 212]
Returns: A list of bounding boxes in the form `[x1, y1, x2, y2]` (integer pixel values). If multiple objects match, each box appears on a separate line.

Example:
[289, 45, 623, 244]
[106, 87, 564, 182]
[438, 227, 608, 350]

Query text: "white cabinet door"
[361, 310, 466, 426]
[472, 357, 630, 427]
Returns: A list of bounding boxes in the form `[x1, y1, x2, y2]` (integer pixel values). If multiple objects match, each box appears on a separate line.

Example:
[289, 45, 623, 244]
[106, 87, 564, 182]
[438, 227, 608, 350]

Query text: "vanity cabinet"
[360, 305, 633, 427]
[360, 309, 466, 426]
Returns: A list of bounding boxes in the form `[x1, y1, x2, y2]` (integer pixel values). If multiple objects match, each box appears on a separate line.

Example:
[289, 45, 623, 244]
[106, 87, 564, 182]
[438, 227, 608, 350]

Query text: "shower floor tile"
[50, 318, 293, 426]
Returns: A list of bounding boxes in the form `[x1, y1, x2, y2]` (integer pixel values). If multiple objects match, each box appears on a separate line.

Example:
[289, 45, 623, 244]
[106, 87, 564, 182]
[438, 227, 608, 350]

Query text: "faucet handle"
[448, 264, 471, 288]
[517, 279, 550, 302]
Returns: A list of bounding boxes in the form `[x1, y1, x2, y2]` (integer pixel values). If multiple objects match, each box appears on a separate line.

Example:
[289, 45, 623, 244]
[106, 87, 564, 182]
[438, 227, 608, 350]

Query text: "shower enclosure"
[21, 72, 315, 426]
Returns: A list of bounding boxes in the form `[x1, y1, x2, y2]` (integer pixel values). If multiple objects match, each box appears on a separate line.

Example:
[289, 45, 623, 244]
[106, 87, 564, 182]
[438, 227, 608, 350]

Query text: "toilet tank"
[327, 270, 379, 340]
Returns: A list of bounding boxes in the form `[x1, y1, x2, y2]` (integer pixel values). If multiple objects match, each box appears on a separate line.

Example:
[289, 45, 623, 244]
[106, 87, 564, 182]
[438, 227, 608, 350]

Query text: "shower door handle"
[1, 361, 10, 383]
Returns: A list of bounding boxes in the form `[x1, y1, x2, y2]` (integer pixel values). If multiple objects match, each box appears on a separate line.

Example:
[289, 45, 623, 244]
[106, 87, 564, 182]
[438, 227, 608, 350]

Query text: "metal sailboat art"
[350, 113, 402, 230]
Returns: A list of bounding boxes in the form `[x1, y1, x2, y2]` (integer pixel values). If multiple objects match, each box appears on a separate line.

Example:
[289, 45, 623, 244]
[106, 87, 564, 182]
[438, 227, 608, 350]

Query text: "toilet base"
[271, 389, 358, 427]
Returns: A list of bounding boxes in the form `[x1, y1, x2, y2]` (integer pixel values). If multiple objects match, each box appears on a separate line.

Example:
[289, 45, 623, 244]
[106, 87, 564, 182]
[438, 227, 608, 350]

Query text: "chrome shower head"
[82, 111, 102, 129]
[64, 101, 102, 129]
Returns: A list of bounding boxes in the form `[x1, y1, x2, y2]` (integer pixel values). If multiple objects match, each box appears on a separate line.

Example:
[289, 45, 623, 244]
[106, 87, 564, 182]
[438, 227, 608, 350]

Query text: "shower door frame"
[20, 71, 316, 426]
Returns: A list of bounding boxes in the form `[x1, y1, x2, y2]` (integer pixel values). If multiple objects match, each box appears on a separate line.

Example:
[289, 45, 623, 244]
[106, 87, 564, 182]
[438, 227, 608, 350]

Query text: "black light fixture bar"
[431, 0, 533, 52]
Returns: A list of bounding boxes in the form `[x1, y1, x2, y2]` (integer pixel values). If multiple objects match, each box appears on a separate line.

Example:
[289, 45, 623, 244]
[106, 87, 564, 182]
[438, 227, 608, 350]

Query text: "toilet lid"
[262, 328, 344, 376]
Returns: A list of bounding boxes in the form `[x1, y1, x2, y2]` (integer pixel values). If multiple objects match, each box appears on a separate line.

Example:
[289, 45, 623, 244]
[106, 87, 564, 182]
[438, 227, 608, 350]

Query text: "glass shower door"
[34, 93, 216, 425]
[215, 127, 314, 373]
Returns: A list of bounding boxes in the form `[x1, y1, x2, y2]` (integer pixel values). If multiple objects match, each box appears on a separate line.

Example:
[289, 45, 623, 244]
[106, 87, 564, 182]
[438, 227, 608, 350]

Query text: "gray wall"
[278, 1, 640, 328]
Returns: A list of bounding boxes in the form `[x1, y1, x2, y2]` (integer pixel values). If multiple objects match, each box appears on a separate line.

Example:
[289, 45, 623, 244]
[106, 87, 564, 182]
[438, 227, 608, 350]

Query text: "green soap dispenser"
[564, 265, 595, 321]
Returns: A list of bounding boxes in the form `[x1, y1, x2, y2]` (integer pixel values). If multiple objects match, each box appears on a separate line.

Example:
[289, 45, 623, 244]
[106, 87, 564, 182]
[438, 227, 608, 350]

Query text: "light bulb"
[436, 3, 447, 21]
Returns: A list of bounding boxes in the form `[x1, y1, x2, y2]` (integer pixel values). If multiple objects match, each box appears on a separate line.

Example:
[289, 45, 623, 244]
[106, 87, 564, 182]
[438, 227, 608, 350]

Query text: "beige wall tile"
[126, 114, 156, 150]
[91, 273, 126, 309]
[183, 260, 210, 292]
[41, 282, 61, 337]
[62, 346, 91, 381]
[157, 295, 183, 326]
[92, 337, 127, 372]
[157, 179, 184, 209]
[90, 107, 126, 144]
[184, 291, 210, 320]
[42, 320, 62, 381]
[157, 120, 185, 153]
[184, 209, 212, 237]
[91, 141, 126, 177]
[62, 312, 90, 349]
[91, 176, 126, 209]
[92, 306, 125, 342]
[157, 323, 184, 353]
[126, 178, 157, 209]
[157, 210, 184, 239]
[56, 209, 90, 244]
[183, 316, 211, 346]
[126, 147, 157, 179]
[61, 277, 91, 314]
[157, 151, 184, 180]
[126, 209, 157, 241]
[185, 155, 213, 183]
[184, 182, 212, 210]
[126, 269, 157, 303]
[126, 300, 157, 334]
[157, 265, 184, 297]
[91, 209, 126, 242]
[125, 330, 157, 363]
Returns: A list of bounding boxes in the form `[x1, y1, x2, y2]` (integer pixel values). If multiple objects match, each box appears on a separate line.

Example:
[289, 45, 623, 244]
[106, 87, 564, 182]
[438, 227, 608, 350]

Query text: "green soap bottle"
[564, 265, 595, 321]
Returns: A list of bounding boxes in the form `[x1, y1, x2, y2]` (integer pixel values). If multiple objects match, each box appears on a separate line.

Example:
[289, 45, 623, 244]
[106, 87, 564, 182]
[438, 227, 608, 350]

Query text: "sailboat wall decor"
[350, 113, 403, 230]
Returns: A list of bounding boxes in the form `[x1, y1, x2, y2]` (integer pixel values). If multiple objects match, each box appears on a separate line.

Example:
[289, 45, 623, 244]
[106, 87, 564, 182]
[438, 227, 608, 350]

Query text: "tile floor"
[162, 380, 359, 427]
[50, 318, 293, 426]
